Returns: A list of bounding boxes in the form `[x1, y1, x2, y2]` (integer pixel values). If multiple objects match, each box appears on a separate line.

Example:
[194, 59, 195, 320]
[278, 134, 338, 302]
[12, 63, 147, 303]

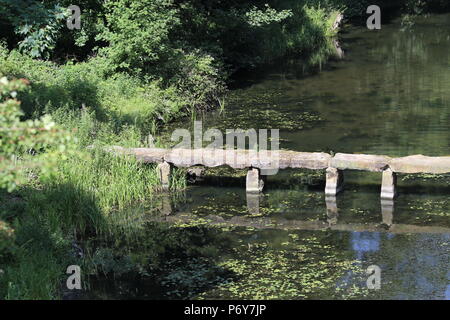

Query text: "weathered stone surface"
[163, 148, 280, 169]
[159, 194, 172, 215]
[251, 150, 280, 171]
[157, 161, 171, 190]
[332, 13, 344, 31]
[277, 150, 291, 169]
[289, 152, 331, 169]
[133, 147, 167, 163]
[381, 199, 394, 226]
[380, 168, 397, 199]
[246, 168, 264, 193]
[163, 148, 196, 167]
[200, 148, 226, 167]
[163, 149, 329, 170]
[163, 148, 247, 168]
[389, 155, 450, 174]
[325, 167, 344, 195]
[225, 149, 254, 169]
[104, 147, 449, 175]
[330, 153, 390, 172]
[101, 146, 450, 199]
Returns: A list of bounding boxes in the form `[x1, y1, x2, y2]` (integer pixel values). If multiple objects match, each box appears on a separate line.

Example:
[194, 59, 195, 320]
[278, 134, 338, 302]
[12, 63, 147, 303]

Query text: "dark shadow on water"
[79, 223, 241, 300]
[1, 180, 241, 300]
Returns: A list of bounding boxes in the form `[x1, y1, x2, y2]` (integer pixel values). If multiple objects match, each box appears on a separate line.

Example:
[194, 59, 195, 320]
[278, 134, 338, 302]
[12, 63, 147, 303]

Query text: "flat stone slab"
[100, 147, 450, 175]
[163, 149, 254, 168]
[289, 151, 331, 169]
[163, 148, 198, 167]
[389, 155, 450, 174]
[164, 149, 331, 169]
[164, 148, 282, 169]
[132, 147, 168, 163]
[330, 153, 391, 172]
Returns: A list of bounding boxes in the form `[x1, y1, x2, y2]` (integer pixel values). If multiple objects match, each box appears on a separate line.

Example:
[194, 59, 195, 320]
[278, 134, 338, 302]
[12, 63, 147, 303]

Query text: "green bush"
[1, 1, 344, 113]
[172, 1, 339, 69]
[100, 0, 180, 74]
[0, 46, 196, 129]
[1, 0, 68, 58]
[164, 50, 226, 110]
[0, 76, 75, 192]
[0, 104, 187, 299]
[0, 219, 15, 263]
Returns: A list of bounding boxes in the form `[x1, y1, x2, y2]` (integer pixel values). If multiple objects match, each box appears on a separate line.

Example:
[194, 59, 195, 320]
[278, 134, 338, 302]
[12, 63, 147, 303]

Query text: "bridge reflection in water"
[153, 193, 450, 235]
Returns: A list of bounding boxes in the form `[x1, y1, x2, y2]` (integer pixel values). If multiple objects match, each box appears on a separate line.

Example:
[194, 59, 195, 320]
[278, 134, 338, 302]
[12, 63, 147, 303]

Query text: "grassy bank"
[0, 105, 188, 298]
[1, 0, 448, 300]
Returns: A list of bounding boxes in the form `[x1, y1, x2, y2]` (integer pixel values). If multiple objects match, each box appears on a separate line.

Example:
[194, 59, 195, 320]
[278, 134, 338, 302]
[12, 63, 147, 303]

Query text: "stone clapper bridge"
[105, 146, 450, 198]
[102, 146, 450, 233]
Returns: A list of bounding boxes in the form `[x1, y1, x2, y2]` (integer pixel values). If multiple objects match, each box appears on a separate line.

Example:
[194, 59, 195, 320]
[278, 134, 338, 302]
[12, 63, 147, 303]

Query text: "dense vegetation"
[1, 0, 449, 299]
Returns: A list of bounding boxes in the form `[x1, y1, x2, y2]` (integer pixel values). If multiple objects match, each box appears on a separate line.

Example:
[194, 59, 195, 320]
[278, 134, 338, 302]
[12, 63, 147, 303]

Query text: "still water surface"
[87, 14, 450, 299]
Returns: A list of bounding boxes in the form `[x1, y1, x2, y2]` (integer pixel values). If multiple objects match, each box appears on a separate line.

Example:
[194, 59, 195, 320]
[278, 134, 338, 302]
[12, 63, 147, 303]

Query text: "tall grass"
[0, 46, 191, 131]
[0, 103, 187, 299]
[2, 250, 65, 300]
[37, 108, 187, 234]
[0, 1, 342, 299]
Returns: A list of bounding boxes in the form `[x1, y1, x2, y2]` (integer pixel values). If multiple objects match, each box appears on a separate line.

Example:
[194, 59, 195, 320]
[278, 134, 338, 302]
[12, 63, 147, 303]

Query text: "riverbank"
[1, 1, 450, 300]
[0, 1, 342, 299]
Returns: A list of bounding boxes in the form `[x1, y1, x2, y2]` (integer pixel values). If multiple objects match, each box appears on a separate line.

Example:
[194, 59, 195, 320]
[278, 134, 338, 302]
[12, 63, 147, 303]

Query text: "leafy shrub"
[0, 76, 74, 192]
[165, 50, 226, 110]
[1, 0, 68, 58]
[100, 0, 180, 74]
[245, 4, 293, 27]
[0, 47, 194, 130]
[0, 219, 15, 263]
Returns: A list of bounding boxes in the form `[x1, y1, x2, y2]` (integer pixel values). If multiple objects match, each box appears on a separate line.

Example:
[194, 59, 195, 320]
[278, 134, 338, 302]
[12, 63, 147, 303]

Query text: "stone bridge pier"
[380, 168, 397, 199]
[246, 168, 265, 193]
[103, 146, 450, 200]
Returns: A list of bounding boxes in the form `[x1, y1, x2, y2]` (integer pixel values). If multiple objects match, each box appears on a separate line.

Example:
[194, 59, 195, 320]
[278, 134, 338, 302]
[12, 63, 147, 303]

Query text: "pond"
[84, 13, 450, 300]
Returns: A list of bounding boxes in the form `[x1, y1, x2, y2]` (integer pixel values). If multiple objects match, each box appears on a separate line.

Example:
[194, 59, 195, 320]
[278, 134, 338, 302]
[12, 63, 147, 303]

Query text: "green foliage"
[2, 0, 449, 69]
[99, 0, 227, 109]
[400, 0, 427, 30]
[0, 219, 15, 263]
[0, 106, 187, 299]
[245, 4, 293, 27]
[0, 1, 347, 110]
[100, 0, 180, 74]
[1, 249, 65, 300]
[0, 47, 193, 129]
[1, 0, 68, 58]
[2, 0, 449, 301]
[0, 76, 74, 192]
[164, 50, 226, 110]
